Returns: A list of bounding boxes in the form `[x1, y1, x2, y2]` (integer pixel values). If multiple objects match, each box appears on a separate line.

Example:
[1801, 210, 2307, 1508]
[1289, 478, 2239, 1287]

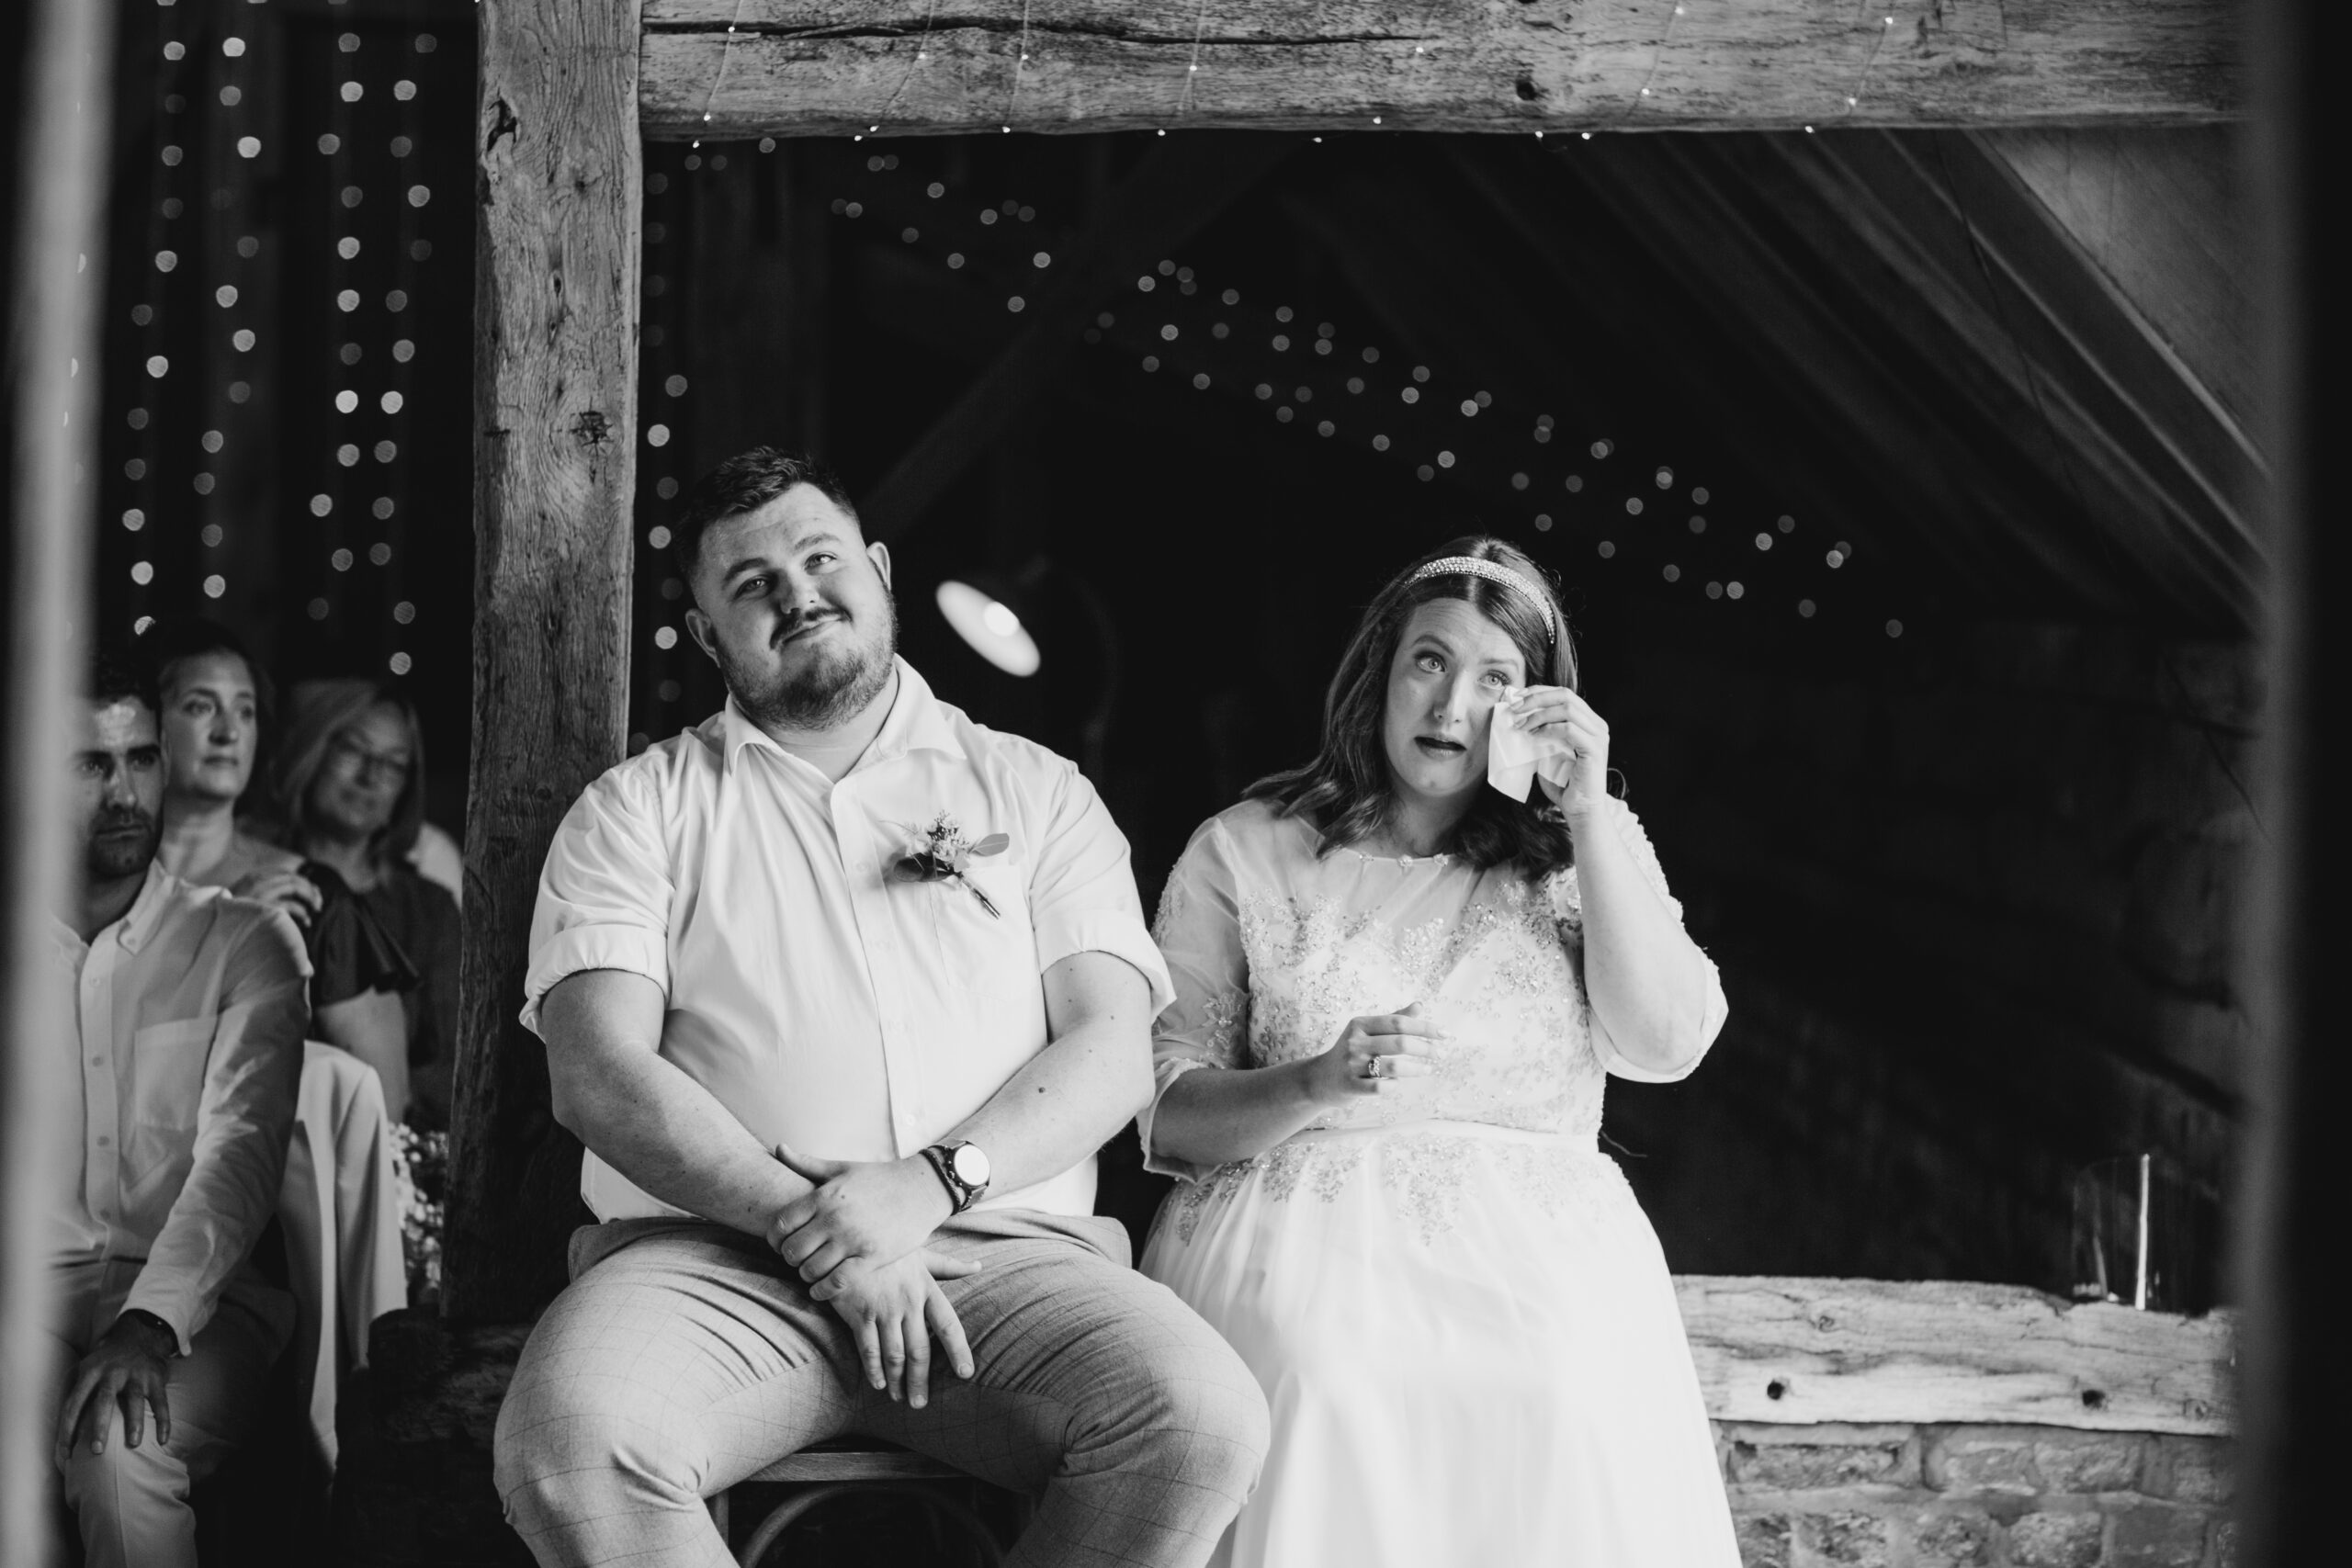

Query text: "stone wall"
[1721, 1422, 2233, 1568]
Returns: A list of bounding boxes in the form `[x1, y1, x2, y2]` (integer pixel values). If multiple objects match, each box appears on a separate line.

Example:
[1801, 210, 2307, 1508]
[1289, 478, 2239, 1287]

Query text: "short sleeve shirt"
[523, 659, 1173, 1222]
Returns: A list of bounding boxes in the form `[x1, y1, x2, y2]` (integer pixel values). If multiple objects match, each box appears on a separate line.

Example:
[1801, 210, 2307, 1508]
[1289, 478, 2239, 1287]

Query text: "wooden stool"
[710, 1438, 1023, 1567]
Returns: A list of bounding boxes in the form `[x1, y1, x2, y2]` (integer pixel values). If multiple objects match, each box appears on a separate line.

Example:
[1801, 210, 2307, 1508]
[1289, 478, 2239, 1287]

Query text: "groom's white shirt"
[522, 658, 1172, 1224]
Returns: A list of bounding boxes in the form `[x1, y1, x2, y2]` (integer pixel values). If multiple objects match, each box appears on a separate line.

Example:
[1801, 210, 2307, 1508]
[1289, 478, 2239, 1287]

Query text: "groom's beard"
[722, 596, 899, 731]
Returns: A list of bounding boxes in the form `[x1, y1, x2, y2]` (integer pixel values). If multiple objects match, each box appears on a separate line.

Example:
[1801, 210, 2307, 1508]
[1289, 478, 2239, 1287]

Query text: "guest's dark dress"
[356, 867, 461, 1129]
[300, 861, 418, 1010]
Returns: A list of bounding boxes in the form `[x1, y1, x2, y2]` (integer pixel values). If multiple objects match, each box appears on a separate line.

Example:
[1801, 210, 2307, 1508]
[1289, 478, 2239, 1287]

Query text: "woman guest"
[1140, 539, 1740, 1567]
[146, 620, 415, 1118]
[273, 678, 461, 1129]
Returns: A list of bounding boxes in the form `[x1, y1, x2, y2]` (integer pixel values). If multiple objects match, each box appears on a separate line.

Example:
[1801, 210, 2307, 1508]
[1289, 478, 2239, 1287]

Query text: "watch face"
[950, 1143, 990, 1188]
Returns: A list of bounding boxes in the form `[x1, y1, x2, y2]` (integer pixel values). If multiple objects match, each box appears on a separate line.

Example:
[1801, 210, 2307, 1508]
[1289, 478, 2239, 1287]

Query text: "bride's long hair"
[1245, 536, 1581, 874]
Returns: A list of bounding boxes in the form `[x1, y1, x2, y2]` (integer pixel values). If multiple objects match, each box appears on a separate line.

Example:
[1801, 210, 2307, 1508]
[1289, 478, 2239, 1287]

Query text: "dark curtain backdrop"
[93, 0, 474, 828]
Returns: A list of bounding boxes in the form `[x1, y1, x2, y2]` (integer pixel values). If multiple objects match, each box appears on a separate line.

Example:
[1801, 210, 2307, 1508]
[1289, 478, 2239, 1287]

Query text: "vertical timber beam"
[2, 0, 111, 1555]
[446, 0, 642, 1320]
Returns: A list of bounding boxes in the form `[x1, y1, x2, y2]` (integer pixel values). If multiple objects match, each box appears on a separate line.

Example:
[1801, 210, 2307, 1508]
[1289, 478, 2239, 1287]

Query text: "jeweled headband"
[1408, 557, 1557, 642]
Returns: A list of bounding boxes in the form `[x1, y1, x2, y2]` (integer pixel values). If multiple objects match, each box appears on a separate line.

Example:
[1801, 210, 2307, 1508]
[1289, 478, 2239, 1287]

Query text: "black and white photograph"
[0, 2, 2339, 1565]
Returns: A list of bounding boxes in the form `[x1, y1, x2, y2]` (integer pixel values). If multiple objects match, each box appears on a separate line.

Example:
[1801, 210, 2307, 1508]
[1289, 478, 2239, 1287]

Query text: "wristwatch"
[919, 1141, 991, 1213]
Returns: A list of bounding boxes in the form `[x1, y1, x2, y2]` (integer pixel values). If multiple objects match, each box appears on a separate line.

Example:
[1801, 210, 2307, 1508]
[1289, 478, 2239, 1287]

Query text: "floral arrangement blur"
[390, 1122, 448, 1305]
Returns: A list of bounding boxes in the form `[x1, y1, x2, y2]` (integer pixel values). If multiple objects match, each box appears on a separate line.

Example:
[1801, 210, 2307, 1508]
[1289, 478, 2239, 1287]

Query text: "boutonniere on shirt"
[888, 813, 1008, 919]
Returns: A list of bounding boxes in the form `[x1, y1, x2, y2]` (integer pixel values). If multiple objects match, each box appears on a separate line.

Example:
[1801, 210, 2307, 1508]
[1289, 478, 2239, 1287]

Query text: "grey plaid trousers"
[492, 1210, 1269, 1568]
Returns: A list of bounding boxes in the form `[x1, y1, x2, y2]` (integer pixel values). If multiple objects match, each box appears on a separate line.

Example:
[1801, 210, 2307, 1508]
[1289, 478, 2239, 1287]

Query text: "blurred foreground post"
[2240, 0, 2348, 1562]
[0, 0, 112, 1561]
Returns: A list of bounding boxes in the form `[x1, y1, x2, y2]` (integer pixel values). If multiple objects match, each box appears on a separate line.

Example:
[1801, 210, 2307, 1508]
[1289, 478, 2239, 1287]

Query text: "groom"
[492, 447, 1268, 1567]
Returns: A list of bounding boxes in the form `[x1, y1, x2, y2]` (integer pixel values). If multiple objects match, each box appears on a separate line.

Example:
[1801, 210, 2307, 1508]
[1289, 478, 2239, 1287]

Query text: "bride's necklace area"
[1352, 792, 1470, 867]
[1347, 831, 1456, 869]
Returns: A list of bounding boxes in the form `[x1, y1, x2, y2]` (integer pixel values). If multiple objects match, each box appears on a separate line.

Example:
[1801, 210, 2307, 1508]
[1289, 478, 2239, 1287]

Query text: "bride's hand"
[1510, 685, 1611, 818]
[1307, 1003, 1446, 1104]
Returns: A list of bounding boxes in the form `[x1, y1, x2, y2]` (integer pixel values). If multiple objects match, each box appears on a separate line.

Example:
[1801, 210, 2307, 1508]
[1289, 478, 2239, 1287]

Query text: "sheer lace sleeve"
[1138, 815, 1251, 1181]
[1550, 799, 1729, 1084]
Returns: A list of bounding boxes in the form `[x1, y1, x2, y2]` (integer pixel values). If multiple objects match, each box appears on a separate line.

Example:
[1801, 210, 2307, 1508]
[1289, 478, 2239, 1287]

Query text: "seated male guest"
[46, 656, 310, 1568]
[493, 448, 1269, 1568]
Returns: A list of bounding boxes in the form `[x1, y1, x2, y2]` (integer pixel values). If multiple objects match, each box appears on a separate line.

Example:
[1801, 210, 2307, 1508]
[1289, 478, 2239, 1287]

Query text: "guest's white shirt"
[523, 659, 1173, 1224]
[49, 863, 311, 1352]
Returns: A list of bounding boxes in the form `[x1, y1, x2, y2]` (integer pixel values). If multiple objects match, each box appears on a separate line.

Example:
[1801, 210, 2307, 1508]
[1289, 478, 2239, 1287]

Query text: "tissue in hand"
[1487, 686, 1577, 803]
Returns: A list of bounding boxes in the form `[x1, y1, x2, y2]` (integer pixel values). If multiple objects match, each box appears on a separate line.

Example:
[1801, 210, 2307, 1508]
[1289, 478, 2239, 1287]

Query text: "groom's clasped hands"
[767, 1144, 978, 1408]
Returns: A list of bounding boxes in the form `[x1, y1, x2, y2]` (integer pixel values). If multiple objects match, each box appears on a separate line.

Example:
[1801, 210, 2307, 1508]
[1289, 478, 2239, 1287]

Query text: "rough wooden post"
[444, 0, 642, 1321]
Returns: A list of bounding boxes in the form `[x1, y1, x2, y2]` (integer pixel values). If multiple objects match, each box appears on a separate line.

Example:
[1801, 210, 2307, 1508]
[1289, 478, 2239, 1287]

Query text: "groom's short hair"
[673, 446, 860, 581]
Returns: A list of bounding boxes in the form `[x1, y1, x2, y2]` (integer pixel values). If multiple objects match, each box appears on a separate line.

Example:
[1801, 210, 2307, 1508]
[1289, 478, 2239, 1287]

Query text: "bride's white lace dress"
[1138, 798, 1740, 1567]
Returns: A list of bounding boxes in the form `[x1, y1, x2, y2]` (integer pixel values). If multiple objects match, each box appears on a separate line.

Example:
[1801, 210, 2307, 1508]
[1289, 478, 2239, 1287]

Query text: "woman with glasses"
[145, 623, 416, 1122]
[272, 679, 460, 1128]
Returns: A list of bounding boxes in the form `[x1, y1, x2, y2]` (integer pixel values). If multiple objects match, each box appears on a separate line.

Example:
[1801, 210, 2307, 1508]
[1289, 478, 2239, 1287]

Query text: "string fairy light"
[1842, 13, 1899, 115]
[763, 137, 1885, 637]
[317, 23, 366, 625]
[693, 0, 752, 148]
[119, 0, 192, 623]
[634, 151, 682, 735]
[1175, 0, 1212, 124]
[194, 13, 262, 607]
[1083, 262, 1870, 622]
[1630, 1, 1688, 113]
[1006, 0, 1035, 126]
[872, 0, 942, 128]
[99, 5, 467, 664]
[1378, 0, 1451, 130]
[379, 28, 436, 678]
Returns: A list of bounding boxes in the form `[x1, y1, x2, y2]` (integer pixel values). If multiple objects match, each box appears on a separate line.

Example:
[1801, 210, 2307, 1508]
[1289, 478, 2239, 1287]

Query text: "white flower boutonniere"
[888, 812, 1009, 919]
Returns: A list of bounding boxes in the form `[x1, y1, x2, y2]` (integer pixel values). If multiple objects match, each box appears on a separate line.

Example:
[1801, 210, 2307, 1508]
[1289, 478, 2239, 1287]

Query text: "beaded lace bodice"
[1141, 799, 1723, 1183]
[1229, 860, 1597, 1137]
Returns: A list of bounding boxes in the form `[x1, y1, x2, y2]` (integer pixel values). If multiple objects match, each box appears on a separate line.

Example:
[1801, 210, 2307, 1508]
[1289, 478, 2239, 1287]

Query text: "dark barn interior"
[90, 0, 2254, 1300]
[623, 126, 2255, 1296]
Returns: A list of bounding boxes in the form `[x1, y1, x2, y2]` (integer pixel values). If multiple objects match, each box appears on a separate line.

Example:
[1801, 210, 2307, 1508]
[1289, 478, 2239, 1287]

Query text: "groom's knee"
[1118, 1331, 1272, 1504]
[493, 1356, 704, 1526]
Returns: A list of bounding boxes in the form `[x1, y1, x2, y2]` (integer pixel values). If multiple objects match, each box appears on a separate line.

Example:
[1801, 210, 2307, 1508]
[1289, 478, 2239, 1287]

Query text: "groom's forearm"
[945, 951, 1155, 1197]
[540, 969, 812, 1236]
[565, 1049, 814, 1235]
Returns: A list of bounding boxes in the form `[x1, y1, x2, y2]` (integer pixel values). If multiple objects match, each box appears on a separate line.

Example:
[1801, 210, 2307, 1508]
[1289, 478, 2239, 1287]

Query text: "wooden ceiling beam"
[639, 0, 2242, 141]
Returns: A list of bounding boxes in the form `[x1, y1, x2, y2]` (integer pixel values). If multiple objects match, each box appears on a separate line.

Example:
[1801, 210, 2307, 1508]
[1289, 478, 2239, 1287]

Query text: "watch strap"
[920, 1144, 976, 1213]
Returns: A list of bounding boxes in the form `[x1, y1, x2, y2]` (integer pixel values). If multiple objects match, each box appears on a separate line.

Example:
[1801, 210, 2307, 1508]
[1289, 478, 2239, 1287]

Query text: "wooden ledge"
[639, 0, 2244, 141]
[1679, 1277, 2234, 1434]
[359, 1277, 2235, 1454]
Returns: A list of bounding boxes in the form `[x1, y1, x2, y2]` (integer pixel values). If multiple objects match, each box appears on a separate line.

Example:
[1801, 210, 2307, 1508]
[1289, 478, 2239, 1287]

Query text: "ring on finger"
[1361, 1055, 1385, 1080]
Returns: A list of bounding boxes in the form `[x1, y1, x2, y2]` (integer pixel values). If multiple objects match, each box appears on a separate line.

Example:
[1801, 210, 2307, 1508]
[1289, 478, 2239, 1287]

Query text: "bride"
[1138, 537, 1740, 1565]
